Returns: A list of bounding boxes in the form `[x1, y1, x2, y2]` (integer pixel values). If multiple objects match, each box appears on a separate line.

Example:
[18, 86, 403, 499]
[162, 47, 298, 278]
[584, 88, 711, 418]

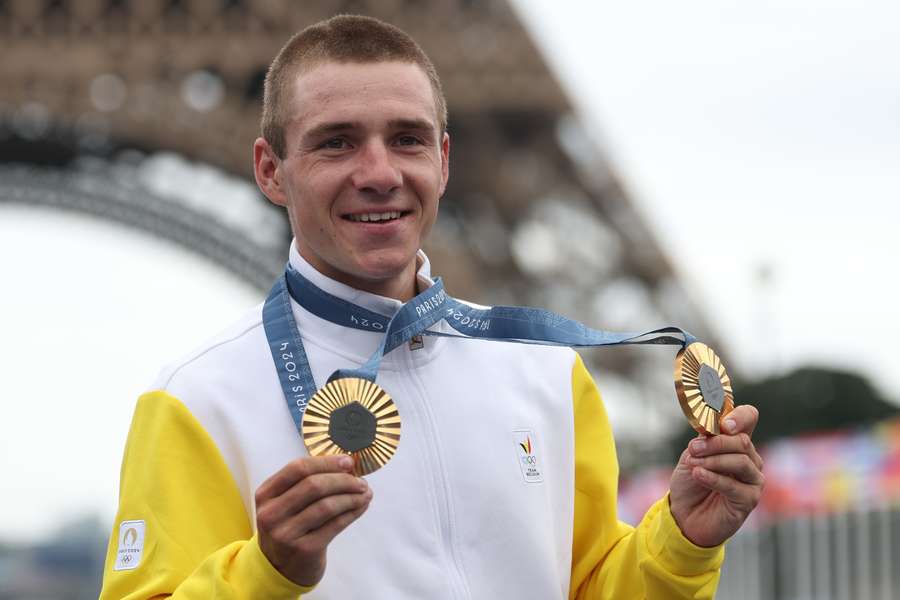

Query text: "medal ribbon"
[264, 264, 698, 431]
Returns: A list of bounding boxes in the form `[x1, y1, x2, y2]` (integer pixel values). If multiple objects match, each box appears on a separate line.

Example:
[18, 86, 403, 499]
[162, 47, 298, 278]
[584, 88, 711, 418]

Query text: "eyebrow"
[387, 118, 435, 133]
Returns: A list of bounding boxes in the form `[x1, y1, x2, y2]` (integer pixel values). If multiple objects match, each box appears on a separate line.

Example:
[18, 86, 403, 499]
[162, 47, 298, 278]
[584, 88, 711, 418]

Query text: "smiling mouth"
[344, 211, 409, 223]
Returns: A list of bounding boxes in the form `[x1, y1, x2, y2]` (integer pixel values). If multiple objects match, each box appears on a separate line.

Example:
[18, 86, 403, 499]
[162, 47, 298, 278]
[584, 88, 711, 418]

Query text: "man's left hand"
[669, 404, 764, 547]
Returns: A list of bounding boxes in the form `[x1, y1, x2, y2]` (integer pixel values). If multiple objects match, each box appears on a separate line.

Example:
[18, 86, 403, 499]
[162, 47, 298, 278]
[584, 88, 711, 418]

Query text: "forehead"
[287, 61, 439, 131]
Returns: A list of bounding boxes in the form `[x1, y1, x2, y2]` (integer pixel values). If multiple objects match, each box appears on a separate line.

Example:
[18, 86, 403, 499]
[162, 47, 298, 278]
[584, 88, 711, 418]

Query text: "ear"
[439, 131, 450, 197]
[253, 137, 288, 207]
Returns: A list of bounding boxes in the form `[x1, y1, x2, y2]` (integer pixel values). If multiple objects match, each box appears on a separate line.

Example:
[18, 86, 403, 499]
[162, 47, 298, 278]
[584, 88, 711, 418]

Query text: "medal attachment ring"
[674, 342, 734, 435]
[301, 377, 401, 476]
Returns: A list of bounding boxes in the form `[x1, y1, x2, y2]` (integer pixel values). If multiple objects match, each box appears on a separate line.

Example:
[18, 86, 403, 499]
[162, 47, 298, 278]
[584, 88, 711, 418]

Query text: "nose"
[351, 139, 402, 196]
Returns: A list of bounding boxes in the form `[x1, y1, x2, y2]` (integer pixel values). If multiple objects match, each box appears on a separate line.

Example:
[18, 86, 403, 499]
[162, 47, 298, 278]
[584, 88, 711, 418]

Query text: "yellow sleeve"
[99, 390, 313, 599]
[569, 354, 724, 600]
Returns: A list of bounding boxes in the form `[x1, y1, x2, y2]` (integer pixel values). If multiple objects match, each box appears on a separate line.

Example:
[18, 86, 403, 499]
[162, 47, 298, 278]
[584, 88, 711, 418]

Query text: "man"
[101, 14, 763, 599]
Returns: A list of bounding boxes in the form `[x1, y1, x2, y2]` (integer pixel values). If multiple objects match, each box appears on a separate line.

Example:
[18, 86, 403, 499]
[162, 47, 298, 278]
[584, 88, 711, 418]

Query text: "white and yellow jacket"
[100, 248, 724, 599]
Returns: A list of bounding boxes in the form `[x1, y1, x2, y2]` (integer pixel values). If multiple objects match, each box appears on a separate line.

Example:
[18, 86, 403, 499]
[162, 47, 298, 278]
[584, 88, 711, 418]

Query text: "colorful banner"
[617, 416, 900, 526]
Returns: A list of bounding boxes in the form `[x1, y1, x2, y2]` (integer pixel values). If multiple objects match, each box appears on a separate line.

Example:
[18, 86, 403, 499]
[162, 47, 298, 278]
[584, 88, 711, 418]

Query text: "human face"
[254, 61, 449, 301]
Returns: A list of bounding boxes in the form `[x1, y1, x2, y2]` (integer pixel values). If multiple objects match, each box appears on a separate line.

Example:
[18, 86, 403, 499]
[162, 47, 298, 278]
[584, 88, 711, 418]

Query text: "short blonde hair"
[261, 14, 448, 158]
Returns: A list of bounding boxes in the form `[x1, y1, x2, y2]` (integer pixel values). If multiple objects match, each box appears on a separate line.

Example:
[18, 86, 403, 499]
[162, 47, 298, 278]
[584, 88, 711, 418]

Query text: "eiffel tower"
[0, 0, 721, 467]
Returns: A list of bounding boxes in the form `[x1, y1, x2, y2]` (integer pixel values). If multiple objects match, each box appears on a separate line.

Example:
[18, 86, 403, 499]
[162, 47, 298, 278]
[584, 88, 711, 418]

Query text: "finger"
[691, 466, 763, 508]
[689, 432, 763, 471]
[720, 404, 759, 437]
[258, 472, 368, 527]
[276, 488, 373, 540]
[677, 445, 693, 466]
[257, 455, 355, 503]
[688, 453, 764, 486]
[301, 492, 373, 550]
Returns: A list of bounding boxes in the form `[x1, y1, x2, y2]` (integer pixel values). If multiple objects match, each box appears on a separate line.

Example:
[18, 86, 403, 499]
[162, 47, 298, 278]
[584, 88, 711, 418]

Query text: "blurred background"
[1, 1, 898, 598]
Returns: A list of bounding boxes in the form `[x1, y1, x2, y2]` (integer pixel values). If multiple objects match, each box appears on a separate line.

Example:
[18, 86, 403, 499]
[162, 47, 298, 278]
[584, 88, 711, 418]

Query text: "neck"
[297, 249, 419, 302]
[339, 270, 418, 302]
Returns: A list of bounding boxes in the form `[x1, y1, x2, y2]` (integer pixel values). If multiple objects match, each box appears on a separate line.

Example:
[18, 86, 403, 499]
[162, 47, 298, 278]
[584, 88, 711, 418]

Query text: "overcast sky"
[2, 1, 899, 541]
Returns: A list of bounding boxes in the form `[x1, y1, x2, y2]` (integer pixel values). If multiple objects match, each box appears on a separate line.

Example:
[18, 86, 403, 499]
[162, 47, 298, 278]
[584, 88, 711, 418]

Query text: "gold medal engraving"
[301, 377, 401, 476]
[674, 342, 734, 435]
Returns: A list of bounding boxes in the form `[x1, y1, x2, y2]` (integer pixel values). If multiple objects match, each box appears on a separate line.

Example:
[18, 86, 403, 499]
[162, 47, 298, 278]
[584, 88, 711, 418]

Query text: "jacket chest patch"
[513, 429, 544, 483]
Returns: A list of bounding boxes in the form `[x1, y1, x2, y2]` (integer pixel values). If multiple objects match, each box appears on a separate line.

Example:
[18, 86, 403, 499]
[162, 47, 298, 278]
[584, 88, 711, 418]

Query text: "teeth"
[349, 211, 402, 222]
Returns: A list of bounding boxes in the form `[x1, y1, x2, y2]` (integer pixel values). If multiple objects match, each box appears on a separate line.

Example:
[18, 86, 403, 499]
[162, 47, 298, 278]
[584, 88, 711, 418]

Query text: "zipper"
[404, 347, 472, 599]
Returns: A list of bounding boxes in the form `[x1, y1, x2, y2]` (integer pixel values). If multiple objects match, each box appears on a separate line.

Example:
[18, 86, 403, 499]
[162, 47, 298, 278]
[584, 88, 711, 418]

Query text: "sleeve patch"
[113, 520, 146, 571]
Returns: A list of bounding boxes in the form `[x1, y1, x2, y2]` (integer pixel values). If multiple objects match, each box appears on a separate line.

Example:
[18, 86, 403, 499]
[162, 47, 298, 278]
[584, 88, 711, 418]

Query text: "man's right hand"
[255, 455, 373, 587]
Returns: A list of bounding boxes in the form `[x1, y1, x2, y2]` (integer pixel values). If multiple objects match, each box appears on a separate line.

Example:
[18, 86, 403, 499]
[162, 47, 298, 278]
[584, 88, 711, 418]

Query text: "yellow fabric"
[569, 354, 724, 600]
[100, 390, 312, 599]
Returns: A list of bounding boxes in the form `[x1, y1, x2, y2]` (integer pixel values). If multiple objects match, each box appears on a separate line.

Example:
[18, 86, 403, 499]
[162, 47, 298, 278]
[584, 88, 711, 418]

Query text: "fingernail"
[358, 477, 368, 490]
[687, 456, 702, 466]
[339, 456, 353, 470]
[725, 419, 737, 433]
[690, 439, 706, 453]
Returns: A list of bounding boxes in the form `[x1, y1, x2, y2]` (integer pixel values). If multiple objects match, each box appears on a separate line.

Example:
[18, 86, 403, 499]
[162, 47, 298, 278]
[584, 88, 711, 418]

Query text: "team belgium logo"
[513, 430, 543, 483]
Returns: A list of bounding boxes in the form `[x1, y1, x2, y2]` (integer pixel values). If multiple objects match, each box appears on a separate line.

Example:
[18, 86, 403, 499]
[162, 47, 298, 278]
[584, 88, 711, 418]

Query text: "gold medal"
[301, 377, 401, 476]
[674, 342, 734, 435]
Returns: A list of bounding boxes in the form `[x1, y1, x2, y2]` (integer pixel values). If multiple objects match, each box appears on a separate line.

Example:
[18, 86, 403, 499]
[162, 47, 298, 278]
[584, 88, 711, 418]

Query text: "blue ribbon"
[264, 264, 698, 432]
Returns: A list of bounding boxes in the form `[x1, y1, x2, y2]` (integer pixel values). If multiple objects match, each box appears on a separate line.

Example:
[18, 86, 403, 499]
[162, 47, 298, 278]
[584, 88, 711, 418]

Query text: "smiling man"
[100, 15, 763, 600]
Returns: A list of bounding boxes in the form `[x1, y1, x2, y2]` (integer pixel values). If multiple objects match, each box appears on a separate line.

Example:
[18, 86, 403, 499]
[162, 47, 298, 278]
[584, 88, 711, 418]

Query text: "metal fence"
[719, 504, 900, 600]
